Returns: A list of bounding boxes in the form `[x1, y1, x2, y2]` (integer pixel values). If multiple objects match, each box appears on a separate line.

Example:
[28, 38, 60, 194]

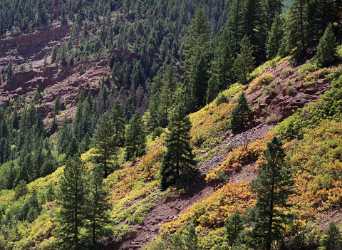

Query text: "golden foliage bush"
[190, 83, 244, 149]
[205, 135, 272, 182]
[160, 182, 254, 235]
[288, 120, 342, 217]
[247, 72, 275, 94]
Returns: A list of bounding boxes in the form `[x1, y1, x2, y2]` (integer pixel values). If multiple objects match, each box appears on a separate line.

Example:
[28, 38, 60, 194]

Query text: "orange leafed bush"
[160, 182, 255, 235]
[205, 134, 272, 182]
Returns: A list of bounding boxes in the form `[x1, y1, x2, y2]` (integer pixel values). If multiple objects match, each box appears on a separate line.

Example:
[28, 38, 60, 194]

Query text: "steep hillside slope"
[1, 57, 340, 249]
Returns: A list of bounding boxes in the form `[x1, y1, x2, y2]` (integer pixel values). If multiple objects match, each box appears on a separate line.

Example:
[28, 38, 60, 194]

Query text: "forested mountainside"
[0, 0, 342, 249]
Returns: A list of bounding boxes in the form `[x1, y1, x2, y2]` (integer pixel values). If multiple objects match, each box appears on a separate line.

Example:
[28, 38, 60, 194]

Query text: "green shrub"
[14, 181, 28, 200]
[298, 61, 319, 74]
[337, 44, 342, 60]
[320, 223, 342, 250]
[216, 93, 229, 106]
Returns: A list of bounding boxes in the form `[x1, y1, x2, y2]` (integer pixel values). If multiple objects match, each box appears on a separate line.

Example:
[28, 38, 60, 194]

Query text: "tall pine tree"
[250, 137, 293, 250]
[241, 0, 266, 63]
[266, 16, 283, 59]
[225, 0, 244, 54]
[262, 0, 283, 30]
[57, 158, 87, 250]
[316, 23, 337, 67]
[94, 108, 124, 177]
[86, 166, 111, 248]
[230, 93, 253, 134]
[321, 223, 342, 250]
[233, 36, 255, 84]
[160, 107, 197, 191]
[286, 0, 308, 63]
[207, 28, 234, 103]
[125, 114, 146, 161]
[224, 212, 244, 247]
[183, 8, 211, 111]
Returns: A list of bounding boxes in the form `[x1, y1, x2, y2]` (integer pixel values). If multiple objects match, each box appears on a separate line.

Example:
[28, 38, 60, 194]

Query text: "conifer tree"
[321, 222, 342, 250]
[57, 158, 86, 250]
[0, 138, 9, 164]
[225, 0, 244, 54]
[262, 0, 283, 30]
[184, 8, 210, 111]
[86, 166, 110, 248]
[181, 221, 199, 249]
[58, 123, 75, 156]
[160, 106, 197, 191]
[207, 29, 234, 103]
[148, 67, 177, 131]
[125, 114, 146, 161]
[250, 137, 293, 250]
[233, 36, 255, 84]
[73, 96, 94, 144]
[266, 16, 283, 59]
[206, 69, 221, 105]
[316, 23, 336, 67]
[158, 67, 176, 127]
[225, 212, 244, 247]
[286, 0, 308, 63]
[231, 93, 253, 134]
[94, 110, 123, 177]
[241, 0, 266, 63]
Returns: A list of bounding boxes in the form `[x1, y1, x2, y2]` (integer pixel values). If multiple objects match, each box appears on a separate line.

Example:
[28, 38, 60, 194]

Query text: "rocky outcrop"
[0, 24, 110, 122]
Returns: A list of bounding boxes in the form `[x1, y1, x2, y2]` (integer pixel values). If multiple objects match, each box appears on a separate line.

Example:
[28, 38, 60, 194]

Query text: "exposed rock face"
[0, 24, 110, 122]
[247, 60, 331, 124]
[0, 24, 69, 66]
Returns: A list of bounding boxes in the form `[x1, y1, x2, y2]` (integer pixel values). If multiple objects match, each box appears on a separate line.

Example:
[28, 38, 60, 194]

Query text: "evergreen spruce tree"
[250, 137, 293, 250]
[148, 66, 177, 131]
[73, 96, 94, 144]
[225, 0, 244, 54]
[286, 0, 308, 63]
[224, 212, 244, 247]
[316, 24, 336, 67]
[231, 93, 253, 134]
[233, 36, 255, 84]
[321, 223, 342, 250]
[0, 137, 9, 164]
[180, 221, 199, 250]
[207, 29, 234, 103]
[266, 16, 283, 59]
[160, 107, 197, 191]
[94, 108, 124, 177]
[58, 123, 74, 156]
[86, 166, 110, 248]
[183, 8, 210, 111]
[206, 68, 221, 105]
[262, 0, 283, 30]
[158, 67, 176, 127]
[241, 0, 266, 63]
[125, 114, 146, 161]
[57, 158, 86, 250]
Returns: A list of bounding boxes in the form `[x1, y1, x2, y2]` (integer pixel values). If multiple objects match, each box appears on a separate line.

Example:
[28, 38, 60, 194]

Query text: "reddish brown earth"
[0, 24, 110, 122]
[247, 60, 331, 124]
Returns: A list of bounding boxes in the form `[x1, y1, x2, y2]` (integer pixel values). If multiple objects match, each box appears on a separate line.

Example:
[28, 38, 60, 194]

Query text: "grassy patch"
[190, 83, 244, 150]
